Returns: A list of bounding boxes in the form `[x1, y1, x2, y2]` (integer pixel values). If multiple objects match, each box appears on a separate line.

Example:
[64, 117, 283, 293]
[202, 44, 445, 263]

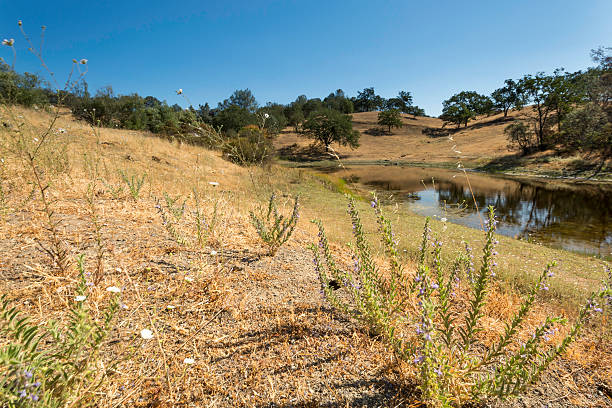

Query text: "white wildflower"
[184, 276, 194, 283]
[75, 295, 87, 302]
[441, 217, 447, 223]
[208, 181, 219, 186]
[264, 113, 270, 119]
[166, 305, 176, 310]
[140, 329, 154, 340]
[106, 286, 121, 293]
[2, 39, 15, 46]
[183, 357, 195, 365]
[210, 250, 217, 256]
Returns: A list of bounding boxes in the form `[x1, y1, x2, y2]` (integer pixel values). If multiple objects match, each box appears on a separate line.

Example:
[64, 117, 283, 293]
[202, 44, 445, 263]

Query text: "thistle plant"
[119, 170, 146, 201]
[0, 256, 120, 407]
[250, 192, 300, 256]
[311, 194, 612, 407]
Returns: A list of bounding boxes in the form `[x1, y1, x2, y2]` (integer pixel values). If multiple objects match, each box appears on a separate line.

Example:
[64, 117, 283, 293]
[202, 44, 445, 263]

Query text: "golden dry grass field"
[0, 106, 610, 407]
[274, 110, 611, 180]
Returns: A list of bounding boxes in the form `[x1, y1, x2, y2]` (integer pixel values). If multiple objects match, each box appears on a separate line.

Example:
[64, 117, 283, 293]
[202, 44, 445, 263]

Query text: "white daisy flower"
[106, 286, 121, 293]
[183, 357, 195, 365]
[75, 295, 87, 302]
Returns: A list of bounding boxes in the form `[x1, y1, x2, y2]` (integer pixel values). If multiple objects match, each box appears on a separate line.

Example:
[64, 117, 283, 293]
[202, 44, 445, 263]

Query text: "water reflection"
[321, 166, 612, 257]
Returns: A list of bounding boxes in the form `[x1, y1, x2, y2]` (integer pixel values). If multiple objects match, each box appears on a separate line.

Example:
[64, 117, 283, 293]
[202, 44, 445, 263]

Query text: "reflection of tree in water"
[436, 179, 611, 251]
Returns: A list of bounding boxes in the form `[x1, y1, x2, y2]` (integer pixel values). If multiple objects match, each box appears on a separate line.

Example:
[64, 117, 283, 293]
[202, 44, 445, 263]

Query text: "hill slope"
[275, 110, 611, 179]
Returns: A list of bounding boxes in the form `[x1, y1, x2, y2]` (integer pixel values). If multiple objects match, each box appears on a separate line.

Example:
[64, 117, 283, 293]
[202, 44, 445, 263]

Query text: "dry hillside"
[0, 107, 610, 407]
[275, 110, 611, 180]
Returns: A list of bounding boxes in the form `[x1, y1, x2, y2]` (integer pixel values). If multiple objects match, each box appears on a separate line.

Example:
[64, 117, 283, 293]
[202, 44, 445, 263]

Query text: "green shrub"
[0, 256, 120, 407]
[311, 194, 611, 407]
[250, 192, 300, 256]
[222, 126, 274, 166]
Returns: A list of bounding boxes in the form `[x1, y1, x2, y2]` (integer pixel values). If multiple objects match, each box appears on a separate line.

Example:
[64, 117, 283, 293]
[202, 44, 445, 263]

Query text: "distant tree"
[258, 103, 288, 135]
[517, 73, 557, 149]
[377, 109, 403, 133]
[353, 87, 385, 112]
[491, 79, 526, 117]
[386, 90, 414, 113]
[284, 103, 305, 132]
[440, 91, 492, 127]
[324, 89, 354, 113]
[505, 121, 535, 154]
[195, 103, 212, 124]
[302, 98, 323, 118]
[406, 105, 426, 118]
[302, 109, 360, 151]
[218, 88, 258, 113]
[547, 69, 586, 132]
[561, 103, 611, 157]
[144, 96, 162, 108]
[212, 105, 256, 134]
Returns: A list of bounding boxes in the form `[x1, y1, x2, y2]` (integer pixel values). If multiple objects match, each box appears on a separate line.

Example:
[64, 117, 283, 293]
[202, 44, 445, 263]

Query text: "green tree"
[324, 89, 354, 113]
[212, 105, 256, 134]
[386, 90, 413, 113]
[406, 105, 426, 118]
[353, 87, 385, 112]
[560, 103, 611, 157]
[491, 79, 526, 117]
[440, 91, 492, 128]
[218, 88, 258, 113]
[377, 109, 403, 133]
[505, 121, 535, 153]
[517, 73, 557, 149]
[302, 109, 360, 151]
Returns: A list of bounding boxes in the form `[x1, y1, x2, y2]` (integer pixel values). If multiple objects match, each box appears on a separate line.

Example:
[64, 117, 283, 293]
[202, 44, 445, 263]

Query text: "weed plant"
[0, 256, 120, 407]
[119, 170, 146, 201]
[250, 192, 300, 256]
[311, 194, 611, 407]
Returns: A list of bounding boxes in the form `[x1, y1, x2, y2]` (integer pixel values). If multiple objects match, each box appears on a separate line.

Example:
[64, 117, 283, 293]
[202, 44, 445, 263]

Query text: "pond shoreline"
[279, 159, 612, 185]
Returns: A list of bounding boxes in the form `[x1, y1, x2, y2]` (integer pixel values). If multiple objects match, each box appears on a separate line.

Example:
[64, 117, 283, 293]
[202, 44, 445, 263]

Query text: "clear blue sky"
[1, 0, 610, 116]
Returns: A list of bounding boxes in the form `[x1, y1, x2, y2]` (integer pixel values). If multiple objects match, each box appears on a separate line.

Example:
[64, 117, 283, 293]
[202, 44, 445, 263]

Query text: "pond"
[318, 165, 612, 258]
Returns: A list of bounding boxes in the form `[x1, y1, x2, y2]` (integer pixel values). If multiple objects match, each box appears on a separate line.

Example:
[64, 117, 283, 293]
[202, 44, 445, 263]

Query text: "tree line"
[440, 47, 611, 157]
[1, 46, 610, 161]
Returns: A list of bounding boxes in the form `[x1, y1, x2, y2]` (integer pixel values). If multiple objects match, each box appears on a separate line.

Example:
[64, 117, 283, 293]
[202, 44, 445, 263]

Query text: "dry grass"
[0, 106, 610, 407]
[275, 109, 611, 180]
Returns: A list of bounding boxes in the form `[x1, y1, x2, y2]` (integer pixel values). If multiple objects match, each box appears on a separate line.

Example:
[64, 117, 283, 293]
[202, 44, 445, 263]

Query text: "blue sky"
[1, 0, 610, 116]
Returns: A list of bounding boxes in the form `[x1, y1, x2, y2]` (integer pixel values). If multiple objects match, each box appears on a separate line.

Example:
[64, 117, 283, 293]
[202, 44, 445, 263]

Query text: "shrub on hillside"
[222, 125, 274, 166]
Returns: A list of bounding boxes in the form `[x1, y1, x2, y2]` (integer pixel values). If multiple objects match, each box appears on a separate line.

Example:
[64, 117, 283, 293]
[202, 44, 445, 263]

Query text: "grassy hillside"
[0, 107, 610, 407]
[275, 110, 612, 180]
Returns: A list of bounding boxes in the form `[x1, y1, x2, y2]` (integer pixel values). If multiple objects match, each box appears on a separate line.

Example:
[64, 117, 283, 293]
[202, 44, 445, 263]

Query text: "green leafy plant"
[311, 194, 611, 407]
[250, 192, 300, 256]
[0, 256, 120, 407]
[119, 170, 146, 201]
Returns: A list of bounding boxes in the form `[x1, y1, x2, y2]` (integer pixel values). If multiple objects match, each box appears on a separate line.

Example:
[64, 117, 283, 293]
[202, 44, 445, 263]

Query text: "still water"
[320, 165, 612, 258]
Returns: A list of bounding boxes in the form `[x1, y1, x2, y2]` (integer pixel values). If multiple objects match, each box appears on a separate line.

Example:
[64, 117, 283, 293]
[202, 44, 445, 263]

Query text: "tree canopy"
[302, 109, 360, 151]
